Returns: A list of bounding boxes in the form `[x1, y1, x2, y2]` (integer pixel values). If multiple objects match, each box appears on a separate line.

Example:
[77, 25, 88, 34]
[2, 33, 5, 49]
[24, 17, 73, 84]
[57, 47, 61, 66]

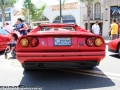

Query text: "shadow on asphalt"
[109, 54, 120, 59]
[19, 67, 115, 90]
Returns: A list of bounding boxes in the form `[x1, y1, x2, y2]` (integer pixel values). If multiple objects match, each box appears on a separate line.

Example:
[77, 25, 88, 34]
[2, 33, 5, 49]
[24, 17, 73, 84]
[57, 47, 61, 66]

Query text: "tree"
[21, 8, 28, 22]
[0, 0, 16, 26]
[22, 0, 46, 24]
[63, 0, 98, 31]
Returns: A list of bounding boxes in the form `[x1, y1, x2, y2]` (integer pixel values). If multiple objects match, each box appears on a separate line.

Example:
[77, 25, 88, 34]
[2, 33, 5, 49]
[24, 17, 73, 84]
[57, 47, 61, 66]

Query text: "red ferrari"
[16, 23, 106, 69]
[108, 38, 120, 57]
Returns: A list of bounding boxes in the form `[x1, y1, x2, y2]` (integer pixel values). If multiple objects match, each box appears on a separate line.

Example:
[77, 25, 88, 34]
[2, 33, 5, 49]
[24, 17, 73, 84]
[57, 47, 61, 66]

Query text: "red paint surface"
[108, 38, 120, 51]
[0, 34, 10, 51]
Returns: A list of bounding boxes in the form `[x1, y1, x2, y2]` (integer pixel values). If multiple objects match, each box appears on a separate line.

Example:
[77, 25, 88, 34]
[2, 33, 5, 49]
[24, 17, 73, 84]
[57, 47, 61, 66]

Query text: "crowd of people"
[4, 18, 29, 56]
[92, 20, 120, 40]
[3, 18, 28, 35]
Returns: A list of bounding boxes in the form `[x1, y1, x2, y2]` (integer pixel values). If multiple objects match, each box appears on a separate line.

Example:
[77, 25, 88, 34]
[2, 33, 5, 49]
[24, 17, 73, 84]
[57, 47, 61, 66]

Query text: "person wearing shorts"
[108, 19, 118, 40]
[6, 34, 18, 52]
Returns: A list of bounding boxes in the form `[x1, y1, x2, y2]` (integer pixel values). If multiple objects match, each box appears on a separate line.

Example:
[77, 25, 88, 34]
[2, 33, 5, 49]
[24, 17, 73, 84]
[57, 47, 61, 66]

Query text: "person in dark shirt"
[6, 34, 18, 52]
[4, 34, 18, 59]
[17, 18, 28, 35]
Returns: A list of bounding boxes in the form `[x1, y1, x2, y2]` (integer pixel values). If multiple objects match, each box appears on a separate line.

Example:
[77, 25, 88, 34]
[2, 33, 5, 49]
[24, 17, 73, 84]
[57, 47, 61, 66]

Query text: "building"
[0, 7, 19, 27]
[80, 0, 120, 37]
[0, 0, 20, 27]
[14, 0, 120, 37]
[15, 2, 80, 28]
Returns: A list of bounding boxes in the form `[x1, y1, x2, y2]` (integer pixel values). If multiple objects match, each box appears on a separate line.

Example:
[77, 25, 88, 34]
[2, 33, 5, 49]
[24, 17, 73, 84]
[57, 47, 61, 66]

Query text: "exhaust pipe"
[79, 62, 87, 66]
[37, 63, 45, 68]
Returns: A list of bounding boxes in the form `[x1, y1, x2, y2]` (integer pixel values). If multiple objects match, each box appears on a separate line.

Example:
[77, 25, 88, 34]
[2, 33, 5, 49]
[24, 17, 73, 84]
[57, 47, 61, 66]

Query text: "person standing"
[16, 18, 28, 35]
[116, 20, 120, 38]
[3, 23, 13, 33]
[108, 19, 118, 40]
[92, 21, 101, 35]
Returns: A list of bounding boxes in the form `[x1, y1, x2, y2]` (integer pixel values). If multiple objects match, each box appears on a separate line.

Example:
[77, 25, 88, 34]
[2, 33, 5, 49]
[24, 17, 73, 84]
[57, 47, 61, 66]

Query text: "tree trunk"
[2, 11, 5, 26]
[87, 6, 91, 32]
[1, 6, 5, 27]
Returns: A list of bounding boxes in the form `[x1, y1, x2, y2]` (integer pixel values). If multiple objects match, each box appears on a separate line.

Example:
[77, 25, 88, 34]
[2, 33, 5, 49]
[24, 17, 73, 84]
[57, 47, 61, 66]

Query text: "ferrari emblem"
[42, 41, 45, 45]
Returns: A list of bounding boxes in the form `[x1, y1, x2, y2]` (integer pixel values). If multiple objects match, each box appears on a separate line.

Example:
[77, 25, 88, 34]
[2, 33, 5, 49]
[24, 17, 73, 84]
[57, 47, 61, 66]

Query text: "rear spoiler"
[38, 23, 78, 27]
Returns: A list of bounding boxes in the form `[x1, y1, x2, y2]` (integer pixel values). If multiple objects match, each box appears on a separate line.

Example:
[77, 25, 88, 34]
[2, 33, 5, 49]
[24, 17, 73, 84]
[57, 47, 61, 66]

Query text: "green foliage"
[22, 0, 46, 21]
[22, 8, 28, 21]
[0, 0, 16, 8]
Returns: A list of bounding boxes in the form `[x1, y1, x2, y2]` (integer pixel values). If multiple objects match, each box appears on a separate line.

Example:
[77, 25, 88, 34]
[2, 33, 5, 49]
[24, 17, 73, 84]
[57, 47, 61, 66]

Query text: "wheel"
[118, 44, 120, 58]
[11, 50, 16, 58]
[4, 51, 8, 59]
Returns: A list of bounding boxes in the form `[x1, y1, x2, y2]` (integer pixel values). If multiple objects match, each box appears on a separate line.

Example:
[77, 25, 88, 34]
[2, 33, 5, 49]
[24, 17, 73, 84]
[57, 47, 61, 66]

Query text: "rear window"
[40, 26, 75, 31]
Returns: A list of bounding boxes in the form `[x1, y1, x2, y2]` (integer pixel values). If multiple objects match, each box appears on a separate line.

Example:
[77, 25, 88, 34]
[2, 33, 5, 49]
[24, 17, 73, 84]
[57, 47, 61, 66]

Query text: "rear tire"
[118, 44, 120, 58]
[11, 50, 16, 58]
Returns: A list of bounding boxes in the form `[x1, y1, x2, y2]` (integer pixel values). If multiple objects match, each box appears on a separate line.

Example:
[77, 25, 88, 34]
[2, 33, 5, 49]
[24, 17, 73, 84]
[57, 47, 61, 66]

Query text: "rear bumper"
[22, 60, 99, 69]
[16, 51, 105, 63]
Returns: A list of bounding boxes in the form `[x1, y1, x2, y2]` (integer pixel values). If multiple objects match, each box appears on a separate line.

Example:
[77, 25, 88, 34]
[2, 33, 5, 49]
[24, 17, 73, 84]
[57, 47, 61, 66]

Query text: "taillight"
[94, 38, 103, 47]
[20, 38, 29, 47]
[86, 37, 103, 47]
[86, 37, 95, 47]
[19, 37, 39, 47]
[30, 37, 39, 47]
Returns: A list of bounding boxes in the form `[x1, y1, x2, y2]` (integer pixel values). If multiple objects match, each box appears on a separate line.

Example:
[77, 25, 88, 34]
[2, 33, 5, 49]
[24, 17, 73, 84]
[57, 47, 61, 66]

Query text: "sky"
[15, 0, 79, 9]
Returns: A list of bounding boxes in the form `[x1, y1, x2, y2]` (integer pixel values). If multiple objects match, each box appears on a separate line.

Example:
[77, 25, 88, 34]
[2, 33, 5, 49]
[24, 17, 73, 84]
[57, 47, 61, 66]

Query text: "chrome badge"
[41, 41, 45, 45]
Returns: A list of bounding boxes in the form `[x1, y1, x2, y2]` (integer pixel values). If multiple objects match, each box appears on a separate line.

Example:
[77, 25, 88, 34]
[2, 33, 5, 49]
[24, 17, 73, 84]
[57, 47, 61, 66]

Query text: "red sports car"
[16, 23, 106, 69]
[108, 38, 120, 57]
[0, 29, 20, 52]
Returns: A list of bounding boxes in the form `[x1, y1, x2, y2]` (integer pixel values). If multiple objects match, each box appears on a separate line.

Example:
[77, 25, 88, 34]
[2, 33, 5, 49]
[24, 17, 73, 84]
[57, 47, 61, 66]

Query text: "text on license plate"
[54, 37, 71, 46]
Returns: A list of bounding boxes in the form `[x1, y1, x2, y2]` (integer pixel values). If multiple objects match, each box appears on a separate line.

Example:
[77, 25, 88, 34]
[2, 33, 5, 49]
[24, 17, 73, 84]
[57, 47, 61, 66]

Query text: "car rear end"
[17, 35, 105, 69]
[16, 31, 106, 69]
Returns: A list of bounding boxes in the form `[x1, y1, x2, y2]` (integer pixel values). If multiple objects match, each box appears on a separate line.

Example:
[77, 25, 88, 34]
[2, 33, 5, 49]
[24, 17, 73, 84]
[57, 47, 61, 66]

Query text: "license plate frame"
[54, 37, 72, 46]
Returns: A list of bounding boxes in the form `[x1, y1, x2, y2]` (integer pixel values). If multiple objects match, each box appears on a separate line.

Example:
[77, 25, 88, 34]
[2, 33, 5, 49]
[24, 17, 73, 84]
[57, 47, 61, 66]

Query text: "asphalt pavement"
[0, 45, 120, 90]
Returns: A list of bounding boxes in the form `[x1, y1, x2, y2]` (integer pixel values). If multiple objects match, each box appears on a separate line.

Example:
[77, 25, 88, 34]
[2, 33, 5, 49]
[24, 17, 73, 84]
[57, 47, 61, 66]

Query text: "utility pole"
[60, 0, 62, 23]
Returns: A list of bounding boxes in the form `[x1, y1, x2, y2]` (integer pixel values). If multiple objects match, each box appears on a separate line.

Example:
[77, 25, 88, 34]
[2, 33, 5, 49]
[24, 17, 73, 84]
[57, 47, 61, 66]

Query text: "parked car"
[0, 28, 20, 52]
[16, 23, 106, 70]
[108, 38, 120, 57]
[0, 29, 11, 51]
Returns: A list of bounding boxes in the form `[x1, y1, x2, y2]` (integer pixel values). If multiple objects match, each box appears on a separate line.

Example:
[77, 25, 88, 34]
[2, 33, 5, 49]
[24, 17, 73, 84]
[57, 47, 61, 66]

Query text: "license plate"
[54, 37, 71, 46]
